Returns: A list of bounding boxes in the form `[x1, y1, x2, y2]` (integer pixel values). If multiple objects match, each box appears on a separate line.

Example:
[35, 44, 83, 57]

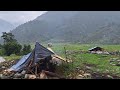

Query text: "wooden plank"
[42, 70, 65, 79]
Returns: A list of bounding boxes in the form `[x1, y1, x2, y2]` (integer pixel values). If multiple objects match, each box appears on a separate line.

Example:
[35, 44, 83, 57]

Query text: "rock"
[47, 76, 59, 79]
[13, 78, 20, 79]
[14, 73, 22, 78]
[83, 73, 91, 78]
[3, 70, 9, 75]
[76, 67, 80, 71]
[0, 74, 3, 78]
[76, 74, 84, 79]
[116, 62, 120, 66]
[51, 57, 62, 66]
[107, 75, 113, 79]
[117, 60, 120, 62]
[2, 66, 6, 69]
[105, 69, 109, 72]
[96, 69, 100, 72]
[40, 72, 48, 79]
[0, 75, 9, 79]
[0, 57, 5, 63]
[24, 74, 36, 79]
[86, 66, 92, 70]
[28, 75, 36, 79]
[110, 63, 116, 66]
[79, 70, 85, 74]
[21, 70, 26, 75]
[24, 74, 29, 79]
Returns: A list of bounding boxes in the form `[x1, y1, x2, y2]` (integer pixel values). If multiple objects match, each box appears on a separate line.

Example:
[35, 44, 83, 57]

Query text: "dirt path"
[0, 57, 5, 63]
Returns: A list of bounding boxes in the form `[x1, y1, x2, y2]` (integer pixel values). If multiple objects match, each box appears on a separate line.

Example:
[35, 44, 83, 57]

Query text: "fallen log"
[42, 70, 65, 79]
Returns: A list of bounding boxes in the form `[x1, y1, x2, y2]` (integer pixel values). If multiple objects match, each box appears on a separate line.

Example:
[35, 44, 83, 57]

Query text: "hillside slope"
[11, 11, 120, 44]
[0, 19, 15, 36]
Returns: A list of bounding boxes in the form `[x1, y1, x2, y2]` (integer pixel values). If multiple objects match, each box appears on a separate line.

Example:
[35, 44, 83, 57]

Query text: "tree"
[22, 44, 32, 55]
[3, 42, 22, 56]
[1, 32, 22, 56]
[1, 32, 17, 44]
[0, 44, 2, 49]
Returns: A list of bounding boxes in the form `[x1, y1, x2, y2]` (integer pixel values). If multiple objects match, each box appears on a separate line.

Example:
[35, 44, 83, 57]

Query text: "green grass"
[72, 53, 120, 74]
[3, 43, 120, 77]
[101, 45, 120, 51]
[3, 54, 22, 61]
[47, 43, 120, 77]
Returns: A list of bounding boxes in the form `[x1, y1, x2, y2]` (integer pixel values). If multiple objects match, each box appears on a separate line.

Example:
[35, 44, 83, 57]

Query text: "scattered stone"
[96, 69, 100, 72]
[107, 75, 113, 79]
[0, 57, 5, 63]
[83, 73, 91, 78]
[21, 70, 26, 75]
[24, 74, 37, 79]
[14, 73, 22, 78]
[79, 70, 85, 74]
[117, 60, 120, 62]
[40, 72, 48, 79]
[24, 74, 29, 79]
[76, 74, 84, 79]
[76, 67, 80, 71]
[116, 63, 120, 66]
[0, 75, 9, 79]
[86, 66, 92, 70]
[0, 74, 3, 79]
[28, 75, 36, 79]
[1, 66, 6, 70]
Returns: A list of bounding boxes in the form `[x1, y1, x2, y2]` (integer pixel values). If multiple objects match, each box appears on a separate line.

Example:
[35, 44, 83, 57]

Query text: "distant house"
[88, 47, 103, 52]
[88, 47, 109, 55]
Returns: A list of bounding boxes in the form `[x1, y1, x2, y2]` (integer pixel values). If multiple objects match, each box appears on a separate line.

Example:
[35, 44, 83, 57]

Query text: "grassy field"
[3, 54, 22, 61]
[49, 43, 120, 77]
[3, 43, 120, 78]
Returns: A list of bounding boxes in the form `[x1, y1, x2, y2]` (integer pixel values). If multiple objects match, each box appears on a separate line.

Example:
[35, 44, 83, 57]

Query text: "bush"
[0, 48, 5, 56]
[3, 42, 22, 56]
[1, 32, 22, 56]
[22, 44, 32, 55]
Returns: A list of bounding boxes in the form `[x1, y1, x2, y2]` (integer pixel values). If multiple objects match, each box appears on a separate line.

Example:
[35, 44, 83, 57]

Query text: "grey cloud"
[0, 11, 47, 25]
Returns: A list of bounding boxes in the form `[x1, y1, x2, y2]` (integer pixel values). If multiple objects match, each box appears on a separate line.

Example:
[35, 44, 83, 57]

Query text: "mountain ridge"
[10, 11, 120, 44]
[0, 18, 15, 36]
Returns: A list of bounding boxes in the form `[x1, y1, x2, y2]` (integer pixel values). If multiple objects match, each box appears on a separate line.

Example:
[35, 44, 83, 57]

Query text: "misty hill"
[10, 11, 120, 44]
[0, 19, 15, 36]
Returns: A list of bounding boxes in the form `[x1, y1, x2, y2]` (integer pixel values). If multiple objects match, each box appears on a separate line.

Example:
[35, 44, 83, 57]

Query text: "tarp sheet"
[10, 53, 31, 71]
[34, 42, 54, 63]
[9, 42, 55, 72]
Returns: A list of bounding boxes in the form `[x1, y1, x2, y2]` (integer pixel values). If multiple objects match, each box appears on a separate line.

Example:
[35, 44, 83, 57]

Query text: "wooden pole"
[64, 46, 67, 61]
[43, 70, 65, 79]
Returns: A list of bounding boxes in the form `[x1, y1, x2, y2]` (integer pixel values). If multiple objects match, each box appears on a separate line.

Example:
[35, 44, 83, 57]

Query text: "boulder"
[28, 75, 36, 79]
[40, 72, 48, 79]
[14, 73, 22, 78]
[107, 75, 113, 79]
[86, 66, 92, 70]
[0, 75, 9, 79]
[24, 74, 36, 79]
[24, 74, 29, 79]
[1, 66, 6, 69]
[117, 60, 120, 62]
[21, 70, 26, 75]
[83, 73, 91, 78]
[0, 74, 3, 79]
[76, 74, 84, 79]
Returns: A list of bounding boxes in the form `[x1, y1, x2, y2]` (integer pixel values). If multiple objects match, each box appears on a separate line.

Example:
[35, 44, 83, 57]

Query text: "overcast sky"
[0, 11, 47, 25]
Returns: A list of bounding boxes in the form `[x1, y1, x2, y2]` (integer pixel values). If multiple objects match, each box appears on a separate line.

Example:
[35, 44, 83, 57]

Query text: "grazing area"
[50, 43, 120, 79]
[1, 11, 120, 79]
[1, 43, 120, 79]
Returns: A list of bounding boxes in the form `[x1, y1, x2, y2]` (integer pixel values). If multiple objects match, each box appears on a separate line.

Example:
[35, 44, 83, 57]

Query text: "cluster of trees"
[0, 32, 32, 56]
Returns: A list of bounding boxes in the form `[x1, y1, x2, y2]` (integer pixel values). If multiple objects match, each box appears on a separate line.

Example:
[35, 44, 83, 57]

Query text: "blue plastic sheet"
[10, 53, 31, 71]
